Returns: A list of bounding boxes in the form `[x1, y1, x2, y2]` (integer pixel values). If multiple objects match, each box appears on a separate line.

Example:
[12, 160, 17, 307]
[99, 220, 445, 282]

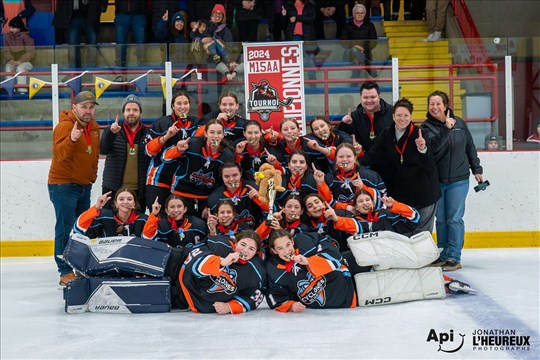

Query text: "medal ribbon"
[394, 123, 414, 164]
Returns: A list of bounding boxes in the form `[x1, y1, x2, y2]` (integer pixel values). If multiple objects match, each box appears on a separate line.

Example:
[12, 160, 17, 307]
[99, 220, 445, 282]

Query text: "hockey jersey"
[265, 232, 357, 312]
[73, 207, 148, 238]
[178, 235, 267, 314]
[142, 213, 207, 248]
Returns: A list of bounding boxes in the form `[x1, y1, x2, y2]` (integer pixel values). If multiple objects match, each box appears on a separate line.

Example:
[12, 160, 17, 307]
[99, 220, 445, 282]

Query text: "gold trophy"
[266, 178, 277, 225]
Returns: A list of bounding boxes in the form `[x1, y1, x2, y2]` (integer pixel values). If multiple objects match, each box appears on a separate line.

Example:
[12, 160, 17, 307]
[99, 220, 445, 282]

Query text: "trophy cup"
[266, 178, 277, 225]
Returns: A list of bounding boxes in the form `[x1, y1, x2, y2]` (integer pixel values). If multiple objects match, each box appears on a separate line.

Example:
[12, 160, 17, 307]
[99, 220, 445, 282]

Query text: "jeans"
[115, 13, 146, 66]
[435, 179, 469, 263]
[68, 16, 98, 67]
[48, 183, 92, 275]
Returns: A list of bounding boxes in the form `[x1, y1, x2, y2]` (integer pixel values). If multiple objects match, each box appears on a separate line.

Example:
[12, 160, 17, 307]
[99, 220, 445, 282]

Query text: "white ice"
[1, 248, 539, 360]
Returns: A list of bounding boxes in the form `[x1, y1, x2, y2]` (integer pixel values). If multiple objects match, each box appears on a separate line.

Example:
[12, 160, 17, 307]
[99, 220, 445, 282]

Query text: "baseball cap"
[73, 91, 99, 105]
[172, 11, 184, 22]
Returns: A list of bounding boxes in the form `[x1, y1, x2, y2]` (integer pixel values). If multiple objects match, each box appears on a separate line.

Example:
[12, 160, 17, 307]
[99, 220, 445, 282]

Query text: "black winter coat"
[340, 17, 378, 61]
[283, 0, 317, 40]
[420, 109, 482, 184]
[362, 123, 440, 208]
[100, 124, 150, 193]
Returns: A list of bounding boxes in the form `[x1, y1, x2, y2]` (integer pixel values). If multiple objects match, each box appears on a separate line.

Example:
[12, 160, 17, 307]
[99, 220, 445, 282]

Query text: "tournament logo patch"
[247, 80, 293, 121]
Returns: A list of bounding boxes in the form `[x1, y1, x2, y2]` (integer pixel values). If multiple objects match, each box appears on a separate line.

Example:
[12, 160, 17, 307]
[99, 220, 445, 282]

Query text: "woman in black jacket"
[362, 98, 440, 236]
[420, 91, 484, 272]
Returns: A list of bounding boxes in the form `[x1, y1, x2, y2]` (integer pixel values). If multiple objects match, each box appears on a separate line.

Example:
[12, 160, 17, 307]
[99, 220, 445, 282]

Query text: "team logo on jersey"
[297, 274, 327, 306]
[247, 80, 293, 121]
[208, 268, 238, 295]
[337, 193, 354, 203]
[189, 170, 216, 187]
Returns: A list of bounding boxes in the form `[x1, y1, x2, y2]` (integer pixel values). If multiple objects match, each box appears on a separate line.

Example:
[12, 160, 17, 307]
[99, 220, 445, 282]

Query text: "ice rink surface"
[1, 248, 539, 360]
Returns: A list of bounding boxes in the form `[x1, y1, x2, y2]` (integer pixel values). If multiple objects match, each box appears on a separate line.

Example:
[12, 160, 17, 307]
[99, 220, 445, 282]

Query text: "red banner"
[243, 42, 306, 134]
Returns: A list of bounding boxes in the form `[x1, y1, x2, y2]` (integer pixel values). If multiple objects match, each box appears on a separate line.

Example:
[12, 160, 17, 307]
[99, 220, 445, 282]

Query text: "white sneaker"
[423, 33, 435, 42]
[431, 31, 442, 41]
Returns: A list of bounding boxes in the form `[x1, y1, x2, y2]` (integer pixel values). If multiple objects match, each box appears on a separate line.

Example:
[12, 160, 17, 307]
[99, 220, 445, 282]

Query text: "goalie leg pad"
[347, 231, 439, 270]
[65, 277, 171, 314]
[354, 267, 446, 306]
[64, 234, 172, 277]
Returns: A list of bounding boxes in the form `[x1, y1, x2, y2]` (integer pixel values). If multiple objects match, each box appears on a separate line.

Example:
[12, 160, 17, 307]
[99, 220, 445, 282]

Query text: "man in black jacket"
[336, 81, 393, 154]
[100, 94, 150, 210]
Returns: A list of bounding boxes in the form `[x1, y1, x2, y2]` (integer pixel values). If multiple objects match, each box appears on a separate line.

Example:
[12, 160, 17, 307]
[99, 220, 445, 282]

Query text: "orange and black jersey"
[73, 207, 148, 238]
[265, 137, 320, 169]
[323, 165, 386, 208]
[333, 200, 420, 235]
[301, 209, 354, 251]
[178, 235, 266, 314]
[142, 213, 207, 248]
[208, 181, 268, 228]
[265, 232, 357, 312]
[303, 130, 352, 173]
[145, 114, 202, 188]
[163, 136, 235, 198]
[231, 138, 274, 181]
[275, 172, 319, 206]
[199, 112, 248, 143]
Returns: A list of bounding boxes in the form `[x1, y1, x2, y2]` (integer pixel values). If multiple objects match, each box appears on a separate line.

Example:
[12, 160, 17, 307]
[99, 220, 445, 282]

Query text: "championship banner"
[243, 42, 306, 134]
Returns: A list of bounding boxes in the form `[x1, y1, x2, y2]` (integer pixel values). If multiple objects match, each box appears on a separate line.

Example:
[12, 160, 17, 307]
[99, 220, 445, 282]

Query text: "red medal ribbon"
[123, 122, 142, 150]
[285, 138, 301, 154]
[394, 123, 414, 164]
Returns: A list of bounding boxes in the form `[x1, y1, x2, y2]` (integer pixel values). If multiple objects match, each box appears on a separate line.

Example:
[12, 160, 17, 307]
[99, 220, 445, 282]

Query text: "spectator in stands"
[336, 81, 394, 153]
[314, 0, 346, 40]
[484, 133, 502, 150]
[186, 0, 224, 30]
[341, 3, 378, 78]
[263, 0, 284, 41]
[114, 0, 147, 66]
[390, 0, 412, 20]
[420, 90, 484, 271]
[361, 98, 440, 234]
[0, 0, 34, 34]
[52, 0, 107, 68]
[282, 0, 318, 81]
[283, 0, 316, 42]
[2, 16, 34, 94]
[48, 91, 100, 286]
[154, 10, 189, 43]
[423, 0, 449, 42]
[526, 118, 540, 144]
[234, 0, 262, 42]
[411, 0, 426, 20]
[150, 0, 181, 42]
[190, 4, 233, 64]
[100, 95, 150, 211]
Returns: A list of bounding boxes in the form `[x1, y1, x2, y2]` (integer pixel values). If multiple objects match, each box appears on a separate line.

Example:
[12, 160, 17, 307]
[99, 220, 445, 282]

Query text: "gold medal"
[129, 147, 136, 156]
[370, 131, 375, 140]
[87, 146, 92, 154]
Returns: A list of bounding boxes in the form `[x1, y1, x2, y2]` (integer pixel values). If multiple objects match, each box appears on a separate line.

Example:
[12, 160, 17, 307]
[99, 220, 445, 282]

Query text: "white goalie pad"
[355, 267, 446, 306]
[346, 231, 439, 270]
